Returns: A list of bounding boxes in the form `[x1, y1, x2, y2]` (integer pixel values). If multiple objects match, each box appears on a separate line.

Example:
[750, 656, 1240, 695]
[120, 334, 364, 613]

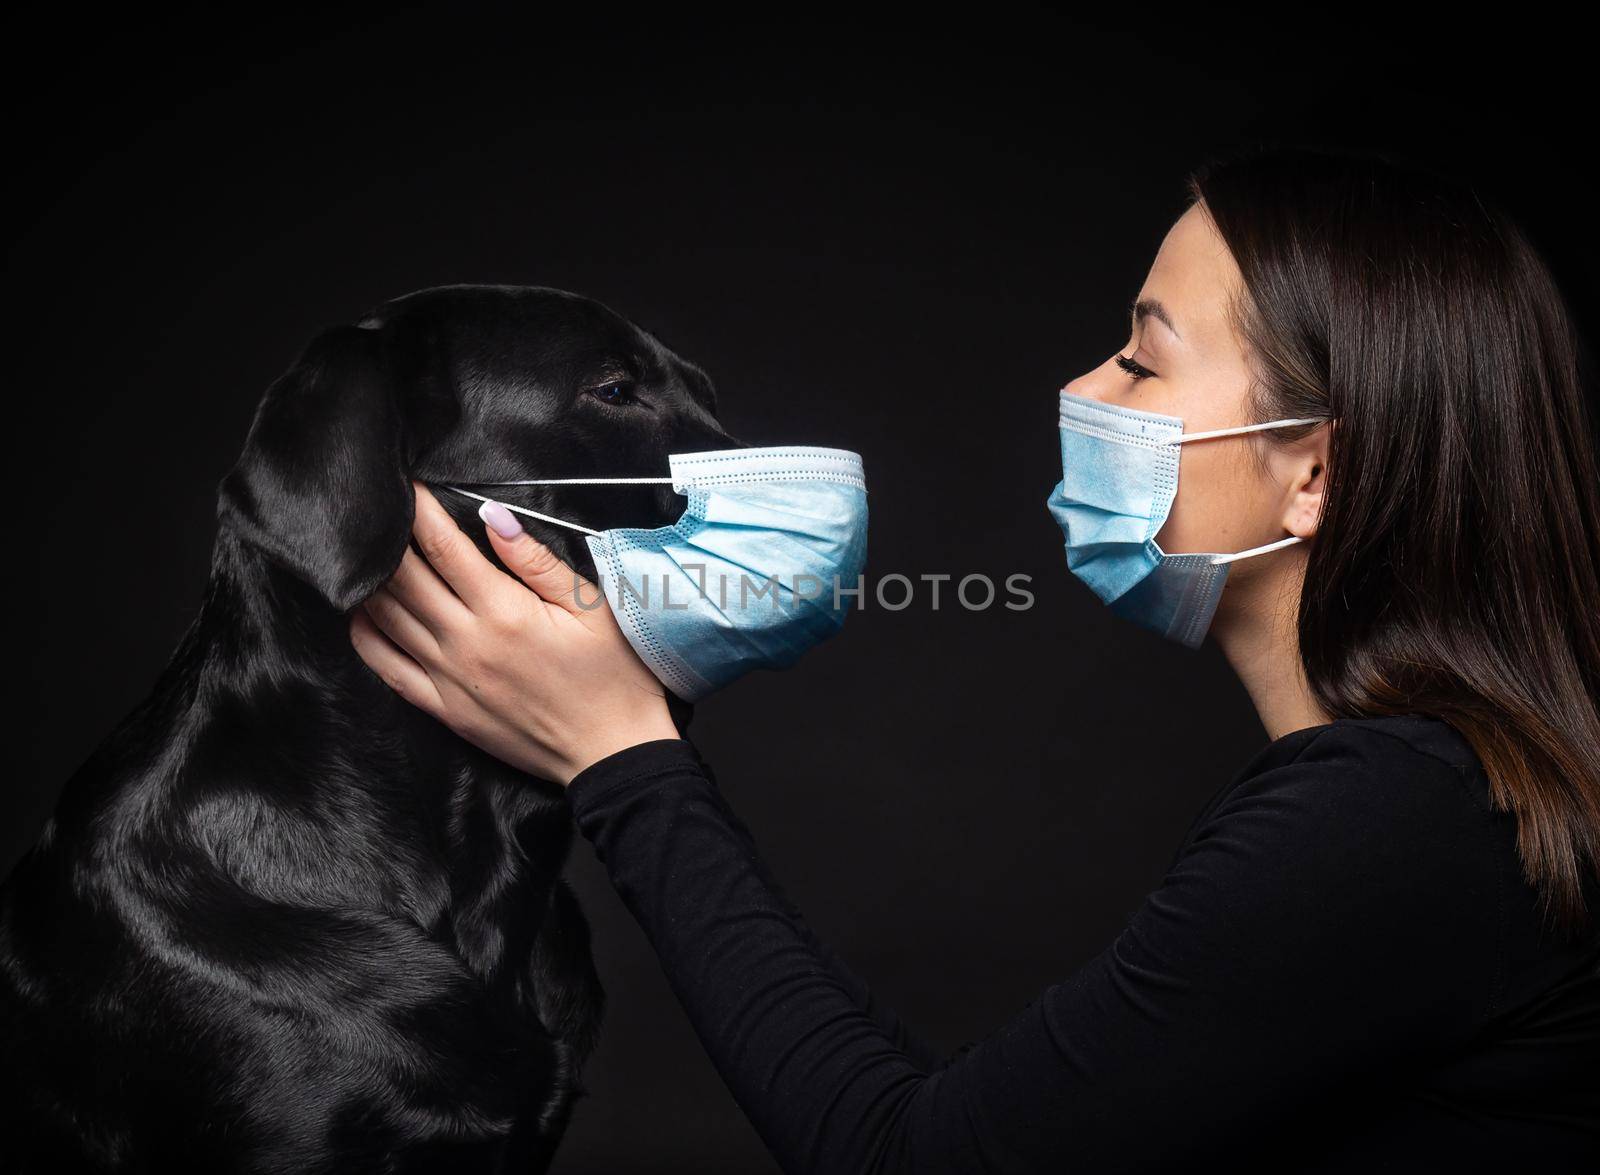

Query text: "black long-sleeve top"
[566, 714, 1600, 1172]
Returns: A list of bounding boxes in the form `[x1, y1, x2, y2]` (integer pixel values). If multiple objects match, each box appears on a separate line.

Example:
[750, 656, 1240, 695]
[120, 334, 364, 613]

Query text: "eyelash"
[1116, 354, 1156, 381]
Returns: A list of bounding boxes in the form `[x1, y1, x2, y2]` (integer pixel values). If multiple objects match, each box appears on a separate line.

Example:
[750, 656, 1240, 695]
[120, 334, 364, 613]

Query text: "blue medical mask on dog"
[445, 446, 867, 701]
[1046, 391, 1325, 649]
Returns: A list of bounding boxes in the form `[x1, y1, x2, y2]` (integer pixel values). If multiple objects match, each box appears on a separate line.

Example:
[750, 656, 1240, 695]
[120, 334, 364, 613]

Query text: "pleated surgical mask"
[1045, 391, 1326, 648]
[444, 446, 868, 701]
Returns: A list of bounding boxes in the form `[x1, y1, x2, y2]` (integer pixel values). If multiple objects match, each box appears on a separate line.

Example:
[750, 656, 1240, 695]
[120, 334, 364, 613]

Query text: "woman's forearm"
[567, 738, 977, 1173]
[663, 749, 955, 1074]
[805, 924, 956, 1075]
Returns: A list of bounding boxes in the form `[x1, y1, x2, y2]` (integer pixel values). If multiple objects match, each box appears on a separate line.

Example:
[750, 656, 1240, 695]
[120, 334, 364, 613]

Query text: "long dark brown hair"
[1190, 147, 1600, 937]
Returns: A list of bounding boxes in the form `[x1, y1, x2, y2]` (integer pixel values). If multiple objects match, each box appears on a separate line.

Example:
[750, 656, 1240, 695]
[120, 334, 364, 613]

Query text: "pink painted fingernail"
[478, 500, 524, 539]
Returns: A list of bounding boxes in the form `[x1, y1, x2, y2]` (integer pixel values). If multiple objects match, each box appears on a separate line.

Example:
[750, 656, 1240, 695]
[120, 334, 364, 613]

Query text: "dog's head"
[218, 284, 735, 611]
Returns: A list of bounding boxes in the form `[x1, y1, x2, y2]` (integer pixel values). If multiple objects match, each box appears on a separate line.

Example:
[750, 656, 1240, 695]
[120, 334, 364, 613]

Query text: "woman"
[349, 149, 1600, 1170]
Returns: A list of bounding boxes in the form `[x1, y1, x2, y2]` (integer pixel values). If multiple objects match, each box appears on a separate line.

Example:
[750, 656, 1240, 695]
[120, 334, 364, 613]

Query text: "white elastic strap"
[475, 476, 674, 485]
[1210, 534, 1304, 565]
[1174, 417, 1325, 444]
[442, 487, 602, 537]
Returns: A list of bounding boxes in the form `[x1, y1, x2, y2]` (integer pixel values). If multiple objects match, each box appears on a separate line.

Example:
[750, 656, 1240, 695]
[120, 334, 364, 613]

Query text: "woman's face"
[1063, 202, 1325, 570]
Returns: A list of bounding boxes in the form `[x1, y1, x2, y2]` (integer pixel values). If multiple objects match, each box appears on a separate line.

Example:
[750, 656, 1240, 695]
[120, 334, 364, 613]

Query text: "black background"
[7, 9, 1594, 1172]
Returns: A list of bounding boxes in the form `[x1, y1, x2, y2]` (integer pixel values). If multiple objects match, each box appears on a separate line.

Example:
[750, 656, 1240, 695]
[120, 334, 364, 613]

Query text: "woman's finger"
[348, 609, 448, 717]
[409, 482, 511, 614]
[359, 586, 443, 666]
[478, 501, 604, 618]
[384, 546, 473, 635]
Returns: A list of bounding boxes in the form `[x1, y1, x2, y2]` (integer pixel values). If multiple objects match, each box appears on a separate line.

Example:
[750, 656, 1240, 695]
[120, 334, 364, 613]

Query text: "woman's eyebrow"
[1131, 298, 1180, 340]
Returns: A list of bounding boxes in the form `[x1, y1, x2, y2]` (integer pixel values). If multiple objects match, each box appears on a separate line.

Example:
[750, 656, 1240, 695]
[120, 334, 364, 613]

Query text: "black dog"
[1, 285, 733, 1172]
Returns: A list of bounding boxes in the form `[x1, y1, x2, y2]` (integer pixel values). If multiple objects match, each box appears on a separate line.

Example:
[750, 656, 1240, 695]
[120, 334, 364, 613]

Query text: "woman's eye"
[589, 382, 633, 404]
[1115, 354, 1156, 381]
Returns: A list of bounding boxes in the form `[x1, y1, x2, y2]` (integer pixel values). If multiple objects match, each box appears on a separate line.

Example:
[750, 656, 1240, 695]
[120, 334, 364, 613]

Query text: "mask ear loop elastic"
[1165, 416, 1328, 565]
[474, 477, 675, 486]
[438, 487, 601, 536]
[435, 475, 677, 538]
[1172, 417, 1326, 443]
[1210, 534, 1305, 564]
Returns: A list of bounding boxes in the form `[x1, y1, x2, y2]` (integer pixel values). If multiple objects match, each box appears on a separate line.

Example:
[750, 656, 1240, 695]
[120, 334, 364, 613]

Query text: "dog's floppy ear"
[218, 323, 430, 612]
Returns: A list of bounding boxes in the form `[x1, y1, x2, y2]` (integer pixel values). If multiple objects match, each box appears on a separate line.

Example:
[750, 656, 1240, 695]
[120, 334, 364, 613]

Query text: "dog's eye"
[588, 381, 634, 405]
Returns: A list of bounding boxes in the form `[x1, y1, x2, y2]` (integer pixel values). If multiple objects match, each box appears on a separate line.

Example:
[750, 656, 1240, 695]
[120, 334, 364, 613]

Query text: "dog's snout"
[672, 420, 746, 453]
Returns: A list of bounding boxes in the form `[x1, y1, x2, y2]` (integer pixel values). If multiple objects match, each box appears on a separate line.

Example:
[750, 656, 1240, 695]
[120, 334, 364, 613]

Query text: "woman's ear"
[216, 324, 418, 612]
[1284, 421, 1332, 540]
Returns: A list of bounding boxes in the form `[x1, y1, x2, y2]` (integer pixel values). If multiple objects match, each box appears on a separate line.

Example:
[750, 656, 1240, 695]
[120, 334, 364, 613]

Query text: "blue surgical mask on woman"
[1046, 390, 1326, 648]
[444, 446, 868, 701]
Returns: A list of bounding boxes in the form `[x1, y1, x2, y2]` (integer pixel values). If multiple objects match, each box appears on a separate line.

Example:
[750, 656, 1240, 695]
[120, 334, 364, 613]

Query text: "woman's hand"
[349, 482, 681, 785]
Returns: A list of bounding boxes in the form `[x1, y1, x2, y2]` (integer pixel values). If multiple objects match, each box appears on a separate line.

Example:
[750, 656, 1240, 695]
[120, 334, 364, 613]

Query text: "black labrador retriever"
[1, 285, 733, 1172]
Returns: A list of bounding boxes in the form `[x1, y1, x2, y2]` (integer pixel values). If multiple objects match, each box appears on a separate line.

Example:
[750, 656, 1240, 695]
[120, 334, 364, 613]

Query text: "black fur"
[1, 285, 733, 1172]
